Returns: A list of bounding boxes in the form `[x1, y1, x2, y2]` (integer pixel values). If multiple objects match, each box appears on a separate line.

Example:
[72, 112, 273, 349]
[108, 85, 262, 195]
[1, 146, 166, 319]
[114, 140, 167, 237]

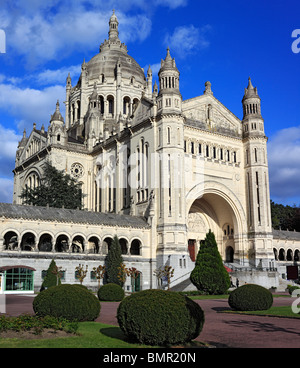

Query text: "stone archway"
[186, 181, 247, 264]
[226, 246, 234, 263]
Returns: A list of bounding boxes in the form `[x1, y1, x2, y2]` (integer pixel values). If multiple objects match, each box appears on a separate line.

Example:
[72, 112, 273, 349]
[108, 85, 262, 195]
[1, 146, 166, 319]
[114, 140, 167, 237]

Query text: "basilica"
[0, 11, 298, 293]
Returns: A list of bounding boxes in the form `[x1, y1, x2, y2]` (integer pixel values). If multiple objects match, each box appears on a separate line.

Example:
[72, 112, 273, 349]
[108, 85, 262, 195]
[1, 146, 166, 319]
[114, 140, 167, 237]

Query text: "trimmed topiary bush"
[33, 284, 100, 321]
[40, 259, 61, 291]
[117, 289, 205, 346]
[97, 283, 125, 301]
[190, 230, 230, 295]
[228, 284, 273, 311]
[105, 235, 124, 287]
[287, 285, 300, 295]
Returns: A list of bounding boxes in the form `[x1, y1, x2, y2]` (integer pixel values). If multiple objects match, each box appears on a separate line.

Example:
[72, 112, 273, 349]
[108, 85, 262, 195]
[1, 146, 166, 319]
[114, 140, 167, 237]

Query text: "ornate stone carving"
[188, 212, 207, 233]
[70, 163, 84, 179]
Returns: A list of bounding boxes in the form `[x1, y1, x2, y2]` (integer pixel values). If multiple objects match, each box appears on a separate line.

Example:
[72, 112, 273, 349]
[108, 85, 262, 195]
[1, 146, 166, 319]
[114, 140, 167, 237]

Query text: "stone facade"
[0, 11, 298, 292]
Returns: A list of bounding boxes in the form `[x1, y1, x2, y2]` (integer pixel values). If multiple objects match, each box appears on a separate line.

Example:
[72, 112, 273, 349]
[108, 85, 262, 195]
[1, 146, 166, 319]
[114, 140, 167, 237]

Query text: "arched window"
[72, 235, 85, 253]
[102, 237, 112, 255]
[107, 95, 114, 116]
[278, 248, 285, 261]
[287, 249, 293, 261]
[4, 231, 18, 251]
[55, 235, 69, 253]
[167, 127, 171, 144]
[21, 232, 36, 251]
[119, 238, 128, 255]
[38, 234, 53, 252]
[88, 236, 100, 254]
[123, 96, 130, 116]
[130, 239, 141, 255]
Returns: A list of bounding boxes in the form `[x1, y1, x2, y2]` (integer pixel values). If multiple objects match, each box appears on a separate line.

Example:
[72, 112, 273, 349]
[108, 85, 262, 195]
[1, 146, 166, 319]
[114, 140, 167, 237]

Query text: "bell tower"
[155, 48, 189, 279]
[157, 47, 182, 114]
[108, 9, 119, 41]
[242, 78, 274, 267]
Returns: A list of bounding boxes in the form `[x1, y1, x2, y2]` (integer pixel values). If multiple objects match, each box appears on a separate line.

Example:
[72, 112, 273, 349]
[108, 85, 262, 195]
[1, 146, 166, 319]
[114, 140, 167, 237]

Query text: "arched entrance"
[226, 246, 234, 263]
[186, 182, 247, 264]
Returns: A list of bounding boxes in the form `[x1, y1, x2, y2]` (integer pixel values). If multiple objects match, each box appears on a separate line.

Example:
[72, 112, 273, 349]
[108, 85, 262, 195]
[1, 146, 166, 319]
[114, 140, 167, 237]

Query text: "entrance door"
[226, 246, 234, 263]
[188, 239, 196, 262]
[135, 273, 141, 292]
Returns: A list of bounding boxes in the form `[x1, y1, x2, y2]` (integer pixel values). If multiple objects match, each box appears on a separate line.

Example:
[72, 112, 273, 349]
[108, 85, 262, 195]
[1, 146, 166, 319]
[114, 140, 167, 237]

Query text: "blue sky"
[0, 0, 299, 206]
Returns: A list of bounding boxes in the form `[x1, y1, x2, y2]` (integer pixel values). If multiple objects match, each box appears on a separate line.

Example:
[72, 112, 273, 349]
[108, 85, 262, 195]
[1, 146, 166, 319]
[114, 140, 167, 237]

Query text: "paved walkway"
[2, 294, 300, 348]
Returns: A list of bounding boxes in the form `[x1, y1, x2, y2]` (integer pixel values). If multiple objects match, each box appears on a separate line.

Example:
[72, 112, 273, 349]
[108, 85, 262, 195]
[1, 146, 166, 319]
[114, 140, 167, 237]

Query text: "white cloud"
[34, 65, 81, 85]
[164, 24, 211, 59]
[154, 0, 187, 9]
[1, 0, 190, 68]
[0, 178, 14, 204]
[268, 126, 300, 202]
[0, 125, 21, 161]
[0, 82, 65, 132]
[1, 5, 152, 68]
[0, 125, 21, 194]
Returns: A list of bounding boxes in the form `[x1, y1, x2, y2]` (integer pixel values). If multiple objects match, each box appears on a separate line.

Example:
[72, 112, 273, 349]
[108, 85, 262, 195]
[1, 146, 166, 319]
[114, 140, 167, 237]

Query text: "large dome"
[86, 48, 146, 85]
[86, 10, 145, 85]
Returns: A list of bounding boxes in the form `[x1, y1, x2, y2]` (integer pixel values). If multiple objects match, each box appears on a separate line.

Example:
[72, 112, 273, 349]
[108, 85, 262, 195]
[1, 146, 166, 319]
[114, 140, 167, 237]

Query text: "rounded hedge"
[287, 285, 300, 295]
[117, 289, 205, 346]
[228, 284, 273, 311]
[33, 284, 100, 321]
[97, 283, 125, 301]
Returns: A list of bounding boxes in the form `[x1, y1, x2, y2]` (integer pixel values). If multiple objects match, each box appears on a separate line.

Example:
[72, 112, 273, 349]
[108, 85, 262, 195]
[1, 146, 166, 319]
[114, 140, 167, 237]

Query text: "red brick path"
[3, 294, 300, 348]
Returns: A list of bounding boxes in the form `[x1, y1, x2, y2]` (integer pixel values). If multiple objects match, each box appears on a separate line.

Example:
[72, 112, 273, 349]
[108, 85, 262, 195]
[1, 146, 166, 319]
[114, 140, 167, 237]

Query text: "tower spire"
[109, 9, 119, 41]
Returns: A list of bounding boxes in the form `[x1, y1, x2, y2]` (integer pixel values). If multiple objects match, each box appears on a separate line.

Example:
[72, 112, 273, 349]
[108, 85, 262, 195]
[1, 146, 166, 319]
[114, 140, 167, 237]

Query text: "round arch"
[55, 233, 70, 253]
[23, 168, 42, 190]
[119, 237, 129, 255]
[87, 235, 101, 254]
[71, 234, 86, 253]
[130, 238, 142, 256]
[102, 236, 113, 255]
[38, 233, 53, 252]
[20, 231, 37, 251]
[186, 180, 247, 235]
[3, 230, 19, 251]
[186, 181, 248, 262]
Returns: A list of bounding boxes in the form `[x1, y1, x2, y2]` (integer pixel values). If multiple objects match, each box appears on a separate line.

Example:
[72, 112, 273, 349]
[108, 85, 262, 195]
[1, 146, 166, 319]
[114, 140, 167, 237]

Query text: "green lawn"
[0, 322, 158, 348]
[189, 294, 229, 300]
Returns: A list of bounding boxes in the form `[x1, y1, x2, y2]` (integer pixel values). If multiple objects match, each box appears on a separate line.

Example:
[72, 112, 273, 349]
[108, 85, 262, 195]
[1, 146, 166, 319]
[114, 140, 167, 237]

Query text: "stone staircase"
[169, 277, 197, 292]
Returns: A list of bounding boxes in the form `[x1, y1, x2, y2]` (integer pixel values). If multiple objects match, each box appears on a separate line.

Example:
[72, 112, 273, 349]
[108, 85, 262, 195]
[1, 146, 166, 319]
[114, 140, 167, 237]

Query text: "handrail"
[169, 271, 191, 286]
[223, 262, 277, 272]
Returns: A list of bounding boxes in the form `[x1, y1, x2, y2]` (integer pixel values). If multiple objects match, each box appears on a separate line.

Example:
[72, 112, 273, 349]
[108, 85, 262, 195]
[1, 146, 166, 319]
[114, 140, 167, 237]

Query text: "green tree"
[40, 259, 62, 291]
[190, 230, 230, 295]
[20, 161, 83, 210]
[271, 200, 300, 231]
[92, 265, 106, 289]
[105, 235, 124, 287]
[75, 264, 88, 285]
